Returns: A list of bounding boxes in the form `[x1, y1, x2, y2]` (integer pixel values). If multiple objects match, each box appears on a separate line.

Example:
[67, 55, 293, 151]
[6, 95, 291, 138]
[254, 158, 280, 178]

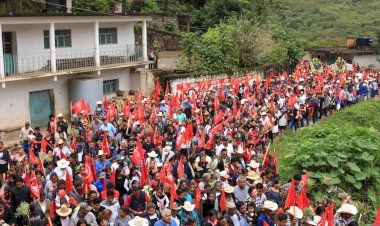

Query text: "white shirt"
[53, 167, 73, 180]
[54, 146, 71, 158]
[60, 217, 70, 226]
[215, 143, 233, 157]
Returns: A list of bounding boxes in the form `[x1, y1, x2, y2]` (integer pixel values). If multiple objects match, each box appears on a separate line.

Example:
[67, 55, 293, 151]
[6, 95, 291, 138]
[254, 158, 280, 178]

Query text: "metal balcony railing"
[4, 44, 144, 78]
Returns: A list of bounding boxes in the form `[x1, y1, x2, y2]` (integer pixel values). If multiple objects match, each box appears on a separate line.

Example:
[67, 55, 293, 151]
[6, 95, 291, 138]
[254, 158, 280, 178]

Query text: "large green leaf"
[347, 162, 361, 172]
[359, 152, 375, 162]
[327, 157, 339, 167]
[354, 172, 367, 181]
[309, 172, 323, 179]
[353, 182, 363, 190]
[334, 152, 348, 159]
[321, 176, 341, 185]
[345, 174, 356, 184]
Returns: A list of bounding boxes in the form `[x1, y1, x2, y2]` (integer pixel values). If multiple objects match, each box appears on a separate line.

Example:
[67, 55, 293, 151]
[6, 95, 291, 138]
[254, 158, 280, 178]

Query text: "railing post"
[0, 24, 5, 78]
[142, 20, 148, 62]
[94, 21, 100, 68]
[49, 22, 56, 73]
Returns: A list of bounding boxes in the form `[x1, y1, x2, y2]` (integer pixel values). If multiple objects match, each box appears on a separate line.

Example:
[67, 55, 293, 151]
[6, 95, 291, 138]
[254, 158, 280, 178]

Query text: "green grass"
[279, 0, 380, 45]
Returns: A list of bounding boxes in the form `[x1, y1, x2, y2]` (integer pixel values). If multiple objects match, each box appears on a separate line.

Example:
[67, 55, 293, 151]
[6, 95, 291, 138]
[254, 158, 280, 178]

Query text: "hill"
[279, 0, 380, 47]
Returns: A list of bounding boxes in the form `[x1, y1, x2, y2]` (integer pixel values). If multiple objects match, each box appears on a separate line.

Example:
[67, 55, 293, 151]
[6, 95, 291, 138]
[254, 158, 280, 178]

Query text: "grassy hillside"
[272, 99, 380, 223]
[280, 0, 380, 46]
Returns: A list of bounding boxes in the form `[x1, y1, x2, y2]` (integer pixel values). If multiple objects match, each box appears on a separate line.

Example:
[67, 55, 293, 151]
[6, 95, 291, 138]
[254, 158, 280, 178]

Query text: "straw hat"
[223, 184, 234, 193]
[57, 139, 64, 145]
[96, 101, 103, 105]
[183, 201, 195, 212]
[56, 204, 72, 217]
[163, 146, 172, 155]
[246, 171, 260, 181]
[219, 171, 230, 179]
[305, 218, 317, 226]
[57, 113, 63, 117]
[98, 150, 105, 156]
[171, 203, 182, 211]
[57, 159, 70, 169]
[235, 146, 245, 154]
[157, 112, 163, 117]
[286, 206, 303, 219]
[147, 151, 158, 158]
[337, 204, 357, 215]
[247, 160, 260, 168]
[128, 216, 149, 226]
[263, 200, 278, 211]
[226, 202, 236, 209]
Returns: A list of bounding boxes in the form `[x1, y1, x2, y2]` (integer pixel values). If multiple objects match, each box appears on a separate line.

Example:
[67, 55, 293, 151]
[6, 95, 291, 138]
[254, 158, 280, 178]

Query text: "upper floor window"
[44, 29, 72, 49]
[99, 28, 117, 45]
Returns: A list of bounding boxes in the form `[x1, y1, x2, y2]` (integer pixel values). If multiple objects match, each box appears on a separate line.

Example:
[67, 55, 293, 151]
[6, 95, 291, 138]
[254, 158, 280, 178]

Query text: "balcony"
[2, 44, 144, 79]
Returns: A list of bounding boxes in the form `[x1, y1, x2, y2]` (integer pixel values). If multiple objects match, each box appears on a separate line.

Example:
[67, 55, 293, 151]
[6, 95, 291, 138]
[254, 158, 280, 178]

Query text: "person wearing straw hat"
[335, 204, 357, 226]
[223, 184, 237, 209]
[128, 216, 149, 226]
[95, 150, 111, 174]
[55, 204, 72, 226]
[53, 138, 71, 159]
[170, 203, 182, 226]
[178, 201, 201, 226]
[285, 206, 303, 226]
[257, 200, 278, 226]
[53, 158, 73, 180]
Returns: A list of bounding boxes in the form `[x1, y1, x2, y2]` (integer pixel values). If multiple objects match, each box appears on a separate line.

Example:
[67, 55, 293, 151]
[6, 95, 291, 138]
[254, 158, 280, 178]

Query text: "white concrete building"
[0, 15, 152, 130]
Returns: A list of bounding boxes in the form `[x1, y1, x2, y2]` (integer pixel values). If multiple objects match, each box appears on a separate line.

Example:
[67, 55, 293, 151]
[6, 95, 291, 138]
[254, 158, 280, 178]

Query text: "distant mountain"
[279, 0, 380, 46]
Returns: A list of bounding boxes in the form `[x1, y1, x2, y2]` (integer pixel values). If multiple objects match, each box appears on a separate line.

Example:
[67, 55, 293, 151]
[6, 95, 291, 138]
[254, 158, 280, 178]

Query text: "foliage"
[178, 18, 305, 72]
[272, 99, 380, 223]
[278, 0, 380, 45]
[74, 0, 111, 13]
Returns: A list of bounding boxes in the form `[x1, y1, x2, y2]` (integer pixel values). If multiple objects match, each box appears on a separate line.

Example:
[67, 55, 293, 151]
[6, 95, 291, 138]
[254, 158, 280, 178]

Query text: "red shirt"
[101, 189, 120, 200]
[123, 192, 151, 208]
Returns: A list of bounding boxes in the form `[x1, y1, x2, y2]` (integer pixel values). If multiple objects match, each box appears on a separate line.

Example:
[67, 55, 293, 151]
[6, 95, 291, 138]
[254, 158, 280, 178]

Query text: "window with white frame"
[44, 29, 72, 49]
[99, 28, 117, 45]
[103, 79, 118, 93]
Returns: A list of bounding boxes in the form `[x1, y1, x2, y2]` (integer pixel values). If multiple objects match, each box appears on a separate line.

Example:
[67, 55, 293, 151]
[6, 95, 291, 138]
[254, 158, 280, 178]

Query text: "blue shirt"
[95, 178, 109, 193]
[99, 123, 117, 137]
[95, 159, 111, 174]
[231, 212, 249, 226]
[257, 213, 274, 226]
[154, 219, 178, 226]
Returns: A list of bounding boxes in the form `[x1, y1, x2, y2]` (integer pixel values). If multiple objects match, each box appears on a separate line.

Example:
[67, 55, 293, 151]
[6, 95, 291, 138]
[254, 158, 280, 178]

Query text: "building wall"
[2, 22, 136, 72]
[0, 67, 132, 130]
[353, 55, 380, 69]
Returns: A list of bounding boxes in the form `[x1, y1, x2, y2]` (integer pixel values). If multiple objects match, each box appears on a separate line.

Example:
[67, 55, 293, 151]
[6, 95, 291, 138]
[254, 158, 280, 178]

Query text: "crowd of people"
[0, 60, 379, 226]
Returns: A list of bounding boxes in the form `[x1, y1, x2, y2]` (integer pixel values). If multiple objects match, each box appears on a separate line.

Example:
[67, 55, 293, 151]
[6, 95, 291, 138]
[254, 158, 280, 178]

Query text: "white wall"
[2, 22, 136, 73]
[0, 67, 132, 130]
[353, 55, 380, 69]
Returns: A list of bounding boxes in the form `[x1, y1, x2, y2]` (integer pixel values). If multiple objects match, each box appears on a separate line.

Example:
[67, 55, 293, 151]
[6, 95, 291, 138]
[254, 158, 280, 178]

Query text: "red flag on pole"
[102, 132, 111, 157]
[30, 171, 40, 200]
[284, 179, 296, 209]
[214, 111, 224, 124]
[198, 132, 205, 149]
[131, 149, 142, 165]
[66, 169, 73, 195]
[110, 169, 116, 185]
[296, 188, 311, 210]
[263, 221, 270, 226]
[374, 207, 380, 225]
[103, 95, 108, 110]
[29, 148, 38, 165]
[159, 165, 168, 185]
[60, 151, 68, 160]
[300, 172, 309, 192]
[170, 179, 176, 208]
[49, 202, 56, 218]
[177, 157, 184, 179]
[195, 185, 201, 209]
[140, 161, 149, 187]
[327, 202, 335, 226]
[73, 98, 85, 114]
[220, 187, 227, 212]
[71, 136, 77, 151]
[84, 156, 94, 184]
[209, 123, 223, 134]
[41, 138, 48, 152]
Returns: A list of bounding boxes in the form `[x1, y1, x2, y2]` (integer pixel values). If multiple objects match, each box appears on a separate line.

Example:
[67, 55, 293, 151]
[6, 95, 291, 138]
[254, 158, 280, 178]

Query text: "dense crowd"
[0, 60, 379, 226]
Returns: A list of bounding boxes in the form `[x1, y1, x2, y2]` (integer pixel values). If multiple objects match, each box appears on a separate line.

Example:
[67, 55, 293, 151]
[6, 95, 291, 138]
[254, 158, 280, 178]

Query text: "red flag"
[30, 171, 40, 200]
[84, 156, 95, 184]
[220, 187, 226, 212]
[204, 133, 214, 150]
[159, 165, 168, 185]
[327, 202, 335, 226]
[69, 196, 78, 206]
[184, 123, 193, 143]
[195, 185, 201, 209]
[66, 169, 73, 195]
[300, 172, 309, 192]
[223, 112, 233, 125]
[131, 149, 142, 165]
[165, 82, 169, 96]
[177, 157, 184, 179]
[214, 98, 219, 112]
[102, 132, 111, 157]
[296, 188, 311, 210]
[29, 147, 38, 165]
[41, 138, 48, 152]
[103, 95, 108, 110]
[284, 179, 296, 209]
[289, 94, 296, 108]
[198, 132, 205, 149]
[170, 180, 176, 208]
[235, 108, 241, 121]
[135, 89, 142, 103]
[374, 207, 380, 225]
[73, 98, 85, 114]
[83, 103, 91, 118]
[209, 123, 223, 134]
[106, 103, 116, 121]
[60, 150, 68, 160]
[214, 111, 224, 124]
[271, 150, 278, 174]
[176, 133, 186, 151]
[38, 156, 46, 176]
[110, 169, 116, 185]
[71, 136, 77, 151]
[140, 161, 149, 187]
[49, 202, 56, 218]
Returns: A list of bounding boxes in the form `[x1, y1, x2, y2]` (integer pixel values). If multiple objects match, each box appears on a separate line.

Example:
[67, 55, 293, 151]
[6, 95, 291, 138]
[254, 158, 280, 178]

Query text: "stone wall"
[148, 28, 181, 51]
